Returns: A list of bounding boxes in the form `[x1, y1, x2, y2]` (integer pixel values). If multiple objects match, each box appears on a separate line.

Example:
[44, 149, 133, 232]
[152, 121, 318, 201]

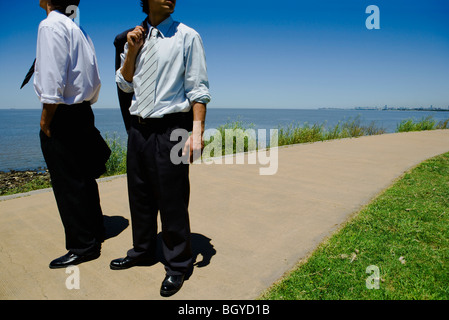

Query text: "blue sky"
[1, 0, 448, 109]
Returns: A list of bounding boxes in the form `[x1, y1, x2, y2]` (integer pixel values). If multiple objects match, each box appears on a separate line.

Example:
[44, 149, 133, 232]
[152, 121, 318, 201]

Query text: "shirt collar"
[48, 10, 65, 19]
[146, 16, 174, 39]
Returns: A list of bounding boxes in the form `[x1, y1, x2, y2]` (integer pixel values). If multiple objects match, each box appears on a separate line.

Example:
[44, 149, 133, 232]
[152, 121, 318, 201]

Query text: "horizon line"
[1, 106, 448, 111]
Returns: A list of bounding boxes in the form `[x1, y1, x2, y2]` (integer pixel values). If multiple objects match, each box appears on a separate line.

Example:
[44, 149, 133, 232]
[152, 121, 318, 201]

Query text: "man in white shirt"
[110, 0, 211, 297]
[34, 0, 109, 268]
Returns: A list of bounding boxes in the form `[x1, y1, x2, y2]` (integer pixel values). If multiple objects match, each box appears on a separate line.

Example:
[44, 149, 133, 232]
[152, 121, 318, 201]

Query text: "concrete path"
[1, 130, 448, 300]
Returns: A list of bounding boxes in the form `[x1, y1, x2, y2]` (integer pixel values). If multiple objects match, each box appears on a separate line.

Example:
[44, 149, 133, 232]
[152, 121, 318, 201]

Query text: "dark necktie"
[20, 59, 36, 89]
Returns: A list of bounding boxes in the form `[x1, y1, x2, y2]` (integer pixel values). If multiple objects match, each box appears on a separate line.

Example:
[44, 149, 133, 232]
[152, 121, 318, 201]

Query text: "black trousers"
[126, 113, 193, 276]
[40, 102, 105, 256]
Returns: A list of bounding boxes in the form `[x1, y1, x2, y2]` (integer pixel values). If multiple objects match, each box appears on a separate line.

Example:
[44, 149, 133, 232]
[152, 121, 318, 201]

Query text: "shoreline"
[1, 117, 448, 195]
[0, 169, 50, 196]
[1, 112, 448, 174]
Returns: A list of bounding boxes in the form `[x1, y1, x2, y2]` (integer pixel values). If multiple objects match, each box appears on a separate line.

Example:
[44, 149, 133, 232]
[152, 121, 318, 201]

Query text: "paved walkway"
[1, 130, 448, 300]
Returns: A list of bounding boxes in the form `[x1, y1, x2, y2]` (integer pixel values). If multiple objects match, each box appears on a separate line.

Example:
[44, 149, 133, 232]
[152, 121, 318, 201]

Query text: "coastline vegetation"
[276, 116, 386, 146]
[204, 119, 256, 157]
[396, 116, 449, 132]
[1, 116, 448, 197]
[260, 152, 449, 300]
[0, 170, 51, 196]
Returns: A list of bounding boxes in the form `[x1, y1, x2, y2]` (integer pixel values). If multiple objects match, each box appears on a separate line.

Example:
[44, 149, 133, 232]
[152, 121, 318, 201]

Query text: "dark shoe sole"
[160, 285, 183, 298]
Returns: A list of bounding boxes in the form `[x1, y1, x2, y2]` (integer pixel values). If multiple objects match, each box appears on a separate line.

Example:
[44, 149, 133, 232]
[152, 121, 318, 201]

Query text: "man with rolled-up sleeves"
[110, 0, 211, 297]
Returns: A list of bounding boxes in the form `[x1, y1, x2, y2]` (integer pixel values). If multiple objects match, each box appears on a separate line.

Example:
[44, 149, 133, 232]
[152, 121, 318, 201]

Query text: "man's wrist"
[192, 120, 205, 135]
[126, 47, 139, 59]
[122, 49, 139, 82]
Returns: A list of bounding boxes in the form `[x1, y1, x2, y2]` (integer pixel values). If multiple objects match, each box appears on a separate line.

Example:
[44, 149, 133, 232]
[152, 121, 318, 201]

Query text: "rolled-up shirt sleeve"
[34, 26, 69, 105]
[184, 33, 211, 105]
[115, 43, 134, 93]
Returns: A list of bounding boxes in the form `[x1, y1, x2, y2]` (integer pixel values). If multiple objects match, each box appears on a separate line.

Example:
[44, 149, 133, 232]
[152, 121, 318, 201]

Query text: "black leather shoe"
[49, 251, 100, 269]
[160, 274, 185, 297]
[110, 255, 156, 270]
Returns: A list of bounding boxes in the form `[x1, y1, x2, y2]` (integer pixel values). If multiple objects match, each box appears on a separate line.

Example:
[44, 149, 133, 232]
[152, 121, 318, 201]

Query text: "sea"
[0, 108, 448, 172]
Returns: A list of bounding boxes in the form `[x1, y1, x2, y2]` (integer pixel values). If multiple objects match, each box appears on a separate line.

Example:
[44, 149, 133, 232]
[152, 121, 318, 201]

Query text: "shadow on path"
[103, 215, 129, 240]
[156, 232, 217, 279]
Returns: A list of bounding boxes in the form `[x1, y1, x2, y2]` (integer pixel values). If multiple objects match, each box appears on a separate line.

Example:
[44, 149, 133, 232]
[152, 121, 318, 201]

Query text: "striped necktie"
[137, 28, 159, 118]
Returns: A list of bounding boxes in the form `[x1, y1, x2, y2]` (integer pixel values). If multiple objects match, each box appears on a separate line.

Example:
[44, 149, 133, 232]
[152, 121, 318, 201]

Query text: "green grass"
[260, 152, 449, 300]
[397, 116, 449, 132]
[277, 116, 386, 146]
[203, 115, 388, 155]
[203, 119, 257, 157]
[0, 176, 51, 196]
[103, 133, 127, 177]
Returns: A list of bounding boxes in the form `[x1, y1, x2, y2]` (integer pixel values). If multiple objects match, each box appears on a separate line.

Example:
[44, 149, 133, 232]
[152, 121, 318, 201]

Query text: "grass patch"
[396, 116, 449, 132]
[204, 116, 387, 155]
[103, 133, 127, 177]
[0, 174, 51, 196]
[204, 119, 257, 157]
[277, 116, 386, 146]
[260, 152, 449, 300]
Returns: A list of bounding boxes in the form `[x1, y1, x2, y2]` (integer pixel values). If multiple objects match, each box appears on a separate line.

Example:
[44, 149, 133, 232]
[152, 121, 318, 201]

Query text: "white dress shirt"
[116, 16, 211, 118]
[34, 10, 101, 105]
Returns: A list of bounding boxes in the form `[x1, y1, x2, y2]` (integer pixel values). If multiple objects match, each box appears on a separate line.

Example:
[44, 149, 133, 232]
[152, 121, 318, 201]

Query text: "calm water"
[0, 108, 448, 172]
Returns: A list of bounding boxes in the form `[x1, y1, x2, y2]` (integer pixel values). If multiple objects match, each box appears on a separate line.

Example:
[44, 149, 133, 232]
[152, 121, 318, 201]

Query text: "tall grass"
[103, 133, 127, 177]
[100, 115, 448, 176]
[203, 119, 257, 157]
[204, 116, 387, 155]
[277, 116, 386, 147]
[396, 116, 449, 132]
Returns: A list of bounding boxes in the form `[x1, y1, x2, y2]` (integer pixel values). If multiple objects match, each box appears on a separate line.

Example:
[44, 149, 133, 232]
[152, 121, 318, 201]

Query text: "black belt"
[131, 110, 193, 131]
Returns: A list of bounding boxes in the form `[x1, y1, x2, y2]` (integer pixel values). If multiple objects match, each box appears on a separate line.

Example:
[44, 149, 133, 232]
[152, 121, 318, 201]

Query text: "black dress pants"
[40, 102, 105, 256]
[126, 114, 193, 276]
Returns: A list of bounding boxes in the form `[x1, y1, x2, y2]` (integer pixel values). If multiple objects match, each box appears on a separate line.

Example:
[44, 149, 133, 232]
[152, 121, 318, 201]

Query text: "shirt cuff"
[115, 69, 134, 93]
[192, 96, 211, 105]
[37, 94, 65, 105]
